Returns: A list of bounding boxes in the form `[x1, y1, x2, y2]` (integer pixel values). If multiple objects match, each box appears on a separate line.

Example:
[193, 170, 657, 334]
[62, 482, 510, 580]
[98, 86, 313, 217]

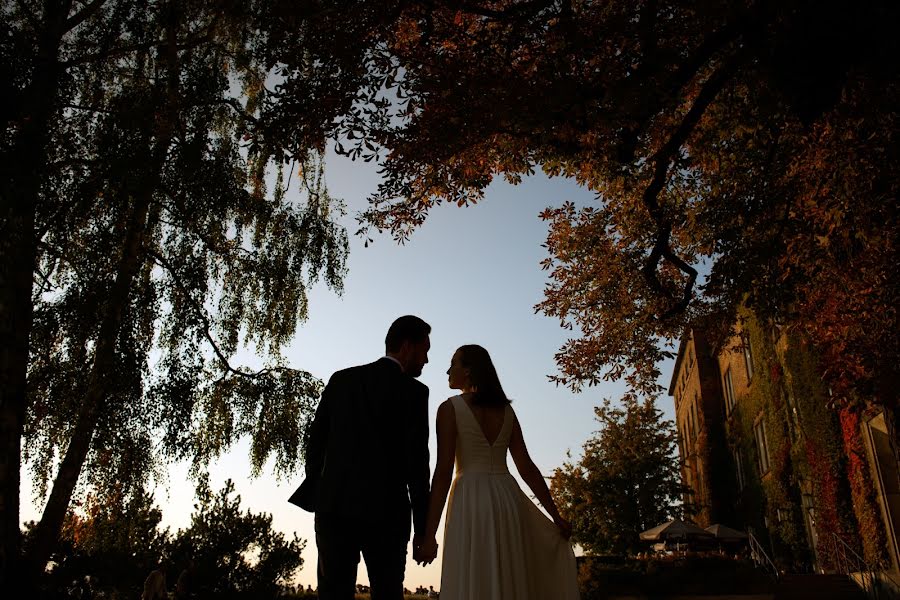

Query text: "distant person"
[417, 345, 580, 599]
[69, 576, 93, 600]
[289, 316, 432, 600]
[142, 568, 167, 600]
[174, 559, 195, 600]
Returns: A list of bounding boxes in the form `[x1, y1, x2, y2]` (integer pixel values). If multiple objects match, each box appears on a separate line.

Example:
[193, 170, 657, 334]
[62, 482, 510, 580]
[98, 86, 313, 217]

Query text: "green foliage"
[168, 478, 305, 598]
[3, 0, 363, 584]
[19, 0, 349, 508]
[728, 311, 867, 571]
[40, 480, 304, 599]
[552, 397, 683, 556]
[728, 311, 811, 567]
[34, 488, 168, 597]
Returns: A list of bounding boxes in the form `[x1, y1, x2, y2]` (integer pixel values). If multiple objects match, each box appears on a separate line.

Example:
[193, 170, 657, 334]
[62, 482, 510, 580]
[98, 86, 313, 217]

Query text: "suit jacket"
[289, 358, 430, 535]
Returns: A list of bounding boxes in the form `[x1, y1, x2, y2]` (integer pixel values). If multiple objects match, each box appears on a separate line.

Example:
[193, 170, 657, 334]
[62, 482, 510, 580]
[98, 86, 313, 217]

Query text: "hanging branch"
[147, 248, 282, 381]
[640, 42, 752, 320]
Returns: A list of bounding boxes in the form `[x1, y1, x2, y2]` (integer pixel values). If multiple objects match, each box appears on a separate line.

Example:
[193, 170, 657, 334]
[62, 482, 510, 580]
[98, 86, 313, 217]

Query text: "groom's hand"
[413, 535, 438, 565]
[412, 535, 425, 565]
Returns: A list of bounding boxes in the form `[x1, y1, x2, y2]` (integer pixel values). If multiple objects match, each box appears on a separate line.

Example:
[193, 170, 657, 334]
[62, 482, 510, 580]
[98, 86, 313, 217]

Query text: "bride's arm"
[418, 399, 457, 563]
[509, 413, 572, 539]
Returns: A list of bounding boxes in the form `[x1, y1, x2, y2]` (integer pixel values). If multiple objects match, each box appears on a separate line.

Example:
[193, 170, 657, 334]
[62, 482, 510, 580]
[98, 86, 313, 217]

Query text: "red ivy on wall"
[804, 438, 845, 571]
[839, 408, 888, 566]
[769, 361, 783, 384]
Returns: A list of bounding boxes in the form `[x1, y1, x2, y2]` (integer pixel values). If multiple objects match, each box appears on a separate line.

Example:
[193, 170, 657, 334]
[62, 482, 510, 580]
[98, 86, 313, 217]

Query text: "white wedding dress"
[439, 395, 580, 599]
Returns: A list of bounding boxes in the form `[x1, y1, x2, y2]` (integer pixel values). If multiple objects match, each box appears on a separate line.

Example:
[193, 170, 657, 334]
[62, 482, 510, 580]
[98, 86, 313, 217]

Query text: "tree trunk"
[24, 190, 155, 576]
[0, 1, 72, 590]
[24, 4, 182, 573]
[0, 194, 38, 595]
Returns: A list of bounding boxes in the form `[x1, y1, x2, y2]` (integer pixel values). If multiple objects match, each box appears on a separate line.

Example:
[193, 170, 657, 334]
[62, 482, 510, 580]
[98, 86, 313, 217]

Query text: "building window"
[696, 465, 704, 505]
[690, 401, 699, 440]
[754, 418, 771, 475]
[733, 448, 746, 490]
[723, 367, 736, 414]
[743, 335, 754, 382]
[692, 394, 700, 438]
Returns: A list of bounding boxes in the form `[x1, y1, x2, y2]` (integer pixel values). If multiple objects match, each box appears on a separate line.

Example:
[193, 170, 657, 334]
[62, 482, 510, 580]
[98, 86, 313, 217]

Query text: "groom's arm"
[407, 383, 431, 535]
[305, 374, 336, 480]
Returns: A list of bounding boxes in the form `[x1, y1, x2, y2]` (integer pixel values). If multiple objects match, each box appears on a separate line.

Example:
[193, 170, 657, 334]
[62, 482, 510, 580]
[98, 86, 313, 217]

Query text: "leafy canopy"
[276, 0, 900, 406]
[20, 0, 349, 506]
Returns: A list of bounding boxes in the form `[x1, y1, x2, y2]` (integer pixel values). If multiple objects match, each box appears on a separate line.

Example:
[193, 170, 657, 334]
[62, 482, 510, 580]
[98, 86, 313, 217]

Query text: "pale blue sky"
[23, 148, 676, 590]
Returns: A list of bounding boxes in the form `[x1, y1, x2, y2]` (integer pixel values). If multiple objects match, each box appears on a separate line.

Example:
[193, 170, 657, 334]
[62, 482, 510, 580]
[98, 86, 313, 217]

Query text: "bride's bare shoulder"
[438, 396, 458, 414]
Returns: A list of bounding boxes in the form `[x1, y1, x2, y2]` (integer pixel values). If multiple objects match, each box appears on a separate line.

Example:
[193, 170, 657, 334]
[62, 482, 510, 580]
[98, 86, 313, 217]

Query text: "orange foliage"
[283, 1, 899, 407]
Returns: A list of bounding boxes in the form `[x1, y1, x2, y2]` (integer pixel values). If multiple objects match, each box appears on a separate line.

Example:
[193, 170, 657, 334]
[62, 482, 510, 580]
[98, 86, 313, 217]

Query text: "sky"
[22, 148, 676, 591]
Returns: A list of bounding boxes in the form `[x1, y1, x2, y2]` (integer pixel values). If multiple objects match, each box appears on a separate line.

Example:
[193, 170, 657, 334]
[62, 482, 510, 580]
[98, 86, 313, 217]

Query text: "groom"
[290, 315, 432, 600]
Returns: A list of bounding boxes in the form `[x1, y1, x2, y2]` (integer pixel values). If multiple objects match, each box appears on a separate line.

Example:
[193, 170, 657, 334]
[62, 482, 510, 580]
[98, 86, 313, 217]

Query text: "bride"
[417, 344, 580, 599]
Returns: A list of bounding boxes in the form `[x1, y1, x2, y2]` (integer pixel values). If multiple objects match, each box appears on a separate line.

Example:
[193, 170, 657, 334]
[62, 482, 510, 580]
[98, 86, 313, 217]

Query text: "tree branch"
[60, 26, 214, 69]
[64, 0, 107, 33]
[32, 262, 58, 300]
[35, 239, 90, 280]
[457, 0, 557, 21]
[60, 102, 118, 115]
[60, 40, 158, 68]
[146, 248, 272, 380]
[157, 185, 257, 262]
[617, 1, 771, 162]
[640, 41, 751, 319]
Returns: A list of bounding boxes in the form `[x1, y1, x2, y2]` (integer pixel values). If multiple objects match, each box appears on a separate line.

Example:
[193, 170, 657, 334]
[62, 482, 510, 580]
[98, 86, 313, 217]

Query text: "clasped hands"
[413, 535, 439, 565]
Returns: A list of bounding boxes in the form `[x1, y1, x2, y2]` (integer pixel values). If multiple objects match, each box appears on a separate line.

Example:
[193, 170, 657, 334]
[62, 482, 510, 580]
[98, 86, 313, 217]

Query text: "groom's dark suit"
[292, 357, 430, 600]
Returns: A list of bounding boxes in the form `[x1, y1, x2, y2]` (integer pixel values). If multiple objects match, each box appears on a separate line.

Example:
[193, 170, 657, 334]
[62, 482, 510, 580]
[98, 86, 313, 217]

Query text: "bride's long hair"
[457, 344, 511, 407]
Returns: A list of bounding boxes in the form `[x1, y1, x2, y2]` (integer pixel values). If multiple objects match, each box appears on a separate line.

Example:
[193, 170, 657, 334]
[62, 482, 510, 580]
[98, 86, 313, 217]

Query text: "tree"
[276, 1, 899, 410]
[4, 0, 354, 585]
[551, 397, 684, 556]
[167, 478, 304, 598]
[42, 488, 169, 597]
[30, 480, 303, 599]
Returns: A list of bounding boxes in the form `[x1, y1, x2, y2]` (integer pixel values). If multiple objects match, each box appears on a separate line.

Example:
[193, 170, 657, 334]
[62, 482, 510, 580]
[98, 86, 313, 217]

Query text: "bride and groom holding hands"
[290, 315, 580, 600]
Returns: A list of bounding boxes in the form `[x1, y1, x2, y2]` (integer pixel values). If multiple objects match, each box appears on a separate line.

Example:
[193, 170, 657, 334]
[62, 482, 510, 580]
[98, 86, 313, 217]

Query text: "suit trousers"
[315, 510, 411, 600]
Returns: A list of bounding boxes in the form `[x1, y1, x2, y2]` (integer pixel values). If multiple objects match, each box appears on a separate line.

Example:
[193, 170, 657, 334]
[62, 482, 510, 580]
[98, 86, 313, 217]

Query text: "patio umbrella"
[705, 524, 749, 542]
[639, 518, 715, 541]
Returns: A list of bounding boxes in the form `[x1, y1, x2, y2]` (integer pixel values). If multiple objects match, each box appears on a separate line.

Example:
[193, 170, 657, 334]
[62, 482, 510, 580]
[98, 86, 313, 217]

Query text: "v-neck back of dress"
[440, 395, 581, 599]
[451, 395, 512, 475]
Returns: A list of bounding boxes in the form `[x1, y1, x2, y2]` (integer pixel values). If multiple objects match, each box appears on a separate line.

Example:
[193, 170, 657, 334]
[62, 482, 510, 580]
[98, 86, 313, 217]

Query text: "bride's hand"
[417, 537, 439, 565]
[554, 515, 573, 540]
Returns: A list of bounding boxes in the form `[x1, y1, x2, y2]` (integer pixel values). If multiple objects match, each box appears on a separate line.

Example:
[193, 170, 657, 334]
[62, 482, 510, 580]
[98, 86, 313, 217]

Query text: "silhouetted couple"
[290, 316, 579, 600]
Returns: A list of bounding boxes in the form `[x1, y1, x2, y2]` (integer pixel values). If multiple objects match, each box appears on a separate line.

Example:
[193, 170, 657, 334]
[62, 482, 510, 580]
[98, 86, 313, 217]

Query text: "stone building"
[668, 328, 735, 527]
[668, 312, 900, 579]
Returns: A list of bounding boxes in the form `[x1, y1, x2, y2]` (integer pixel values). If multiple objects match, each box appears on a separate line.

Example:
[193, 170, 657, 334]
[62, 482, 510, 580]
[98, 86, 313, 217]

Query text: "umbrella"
[705, 524, 749, 542]
[639, 519, 715, 541]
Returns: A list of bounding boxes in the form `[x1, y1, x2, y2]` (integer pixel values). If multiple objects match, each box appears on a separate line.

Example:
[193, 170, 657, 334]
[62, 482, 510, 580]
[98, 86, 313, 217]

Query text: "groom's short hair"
[385, 315, 431, 352]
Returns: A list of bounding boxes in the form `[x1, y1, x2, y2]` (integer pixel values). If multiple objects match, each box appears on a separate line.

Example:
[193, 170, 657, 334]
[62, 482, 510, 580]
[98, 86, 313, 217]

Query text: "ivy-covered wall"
[780, 320, 888, 569]
[726, 309, 811, 570]
[723, 309, 888, 571]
